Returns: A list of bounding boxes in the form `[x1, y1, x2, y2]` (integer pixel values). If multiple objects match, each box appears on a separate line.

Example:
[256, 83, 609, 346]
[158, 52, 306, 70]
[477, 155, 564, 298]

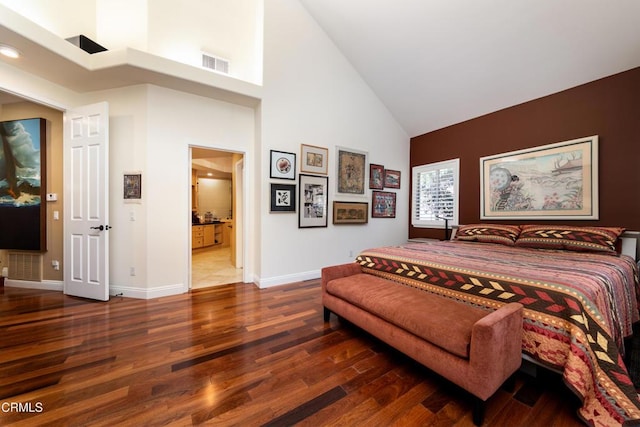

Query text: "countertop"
[192, 219, 232, 226]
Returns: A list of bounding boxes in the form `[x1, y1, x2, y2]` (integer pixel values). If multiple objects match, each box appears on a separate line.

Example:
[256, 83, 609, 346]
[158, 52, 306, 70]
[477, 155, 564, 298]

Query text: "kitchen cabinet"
[192, 225, 204, 249]
[192, 223, 223, 249]
[203, 225, 215, 246]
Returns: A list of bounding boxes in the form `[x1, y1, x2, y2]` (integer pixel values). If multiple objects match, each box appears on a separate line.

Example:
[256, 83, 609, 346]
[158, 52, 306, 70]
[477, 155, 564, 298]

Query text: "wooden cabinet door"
[203, 225, 215, 246]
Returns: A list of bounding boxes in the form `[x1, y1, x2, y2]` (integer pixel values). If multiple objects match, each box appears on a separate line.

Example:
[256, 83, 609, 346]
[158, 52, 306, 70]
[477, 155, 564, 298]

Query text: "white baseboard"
[3, 274, 320, 298]
[4, 279, 63, 291]
[109, 283, 187, 299]
[3, 279, 187, 300]
[256, 270, 320, 289]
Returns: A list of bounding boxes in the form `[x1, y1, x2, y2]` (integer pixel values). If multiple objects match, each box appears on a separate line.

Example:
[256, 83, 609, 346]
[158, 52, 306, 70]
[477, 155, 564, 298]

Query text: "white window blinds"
[411, 158, 459, 228]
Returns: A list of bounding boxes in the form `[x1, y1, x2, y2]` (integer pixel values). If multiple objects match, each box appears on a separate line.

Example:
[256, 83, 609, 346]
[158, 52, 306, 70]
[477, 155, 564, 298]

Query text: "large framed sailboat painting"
[480, 136, 598, 220]
[0, 118, 47, 250]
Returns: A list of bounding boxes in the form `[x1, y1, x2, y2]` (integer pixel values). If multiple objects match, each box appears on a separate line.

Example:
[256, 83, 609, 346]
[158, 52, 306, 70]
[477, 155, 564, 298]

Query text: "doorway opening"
[190, 147, 244, 289]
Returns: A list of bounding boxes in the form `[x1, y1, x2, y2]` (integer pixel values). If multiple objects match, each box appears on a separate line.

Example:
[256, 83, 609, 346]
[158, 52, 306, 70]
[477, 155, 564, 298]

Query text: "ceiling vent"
[66, 35, 107, 54]
[201, 53, 230, 74]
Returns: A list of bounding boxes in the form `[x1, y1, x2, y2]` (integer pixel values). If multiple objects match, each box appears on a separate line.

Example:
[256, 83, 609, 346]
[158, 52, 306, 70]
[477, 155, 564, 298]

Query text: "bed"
[356, 224, 640, 427]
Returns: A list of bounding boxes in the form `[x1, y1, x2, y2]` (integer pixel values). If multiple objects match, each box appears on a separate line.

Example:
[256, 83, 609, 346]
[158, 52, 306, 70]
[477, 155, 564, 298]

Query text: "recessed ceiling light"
[0, 44, 20, 59]
[207, 172, 213, 176]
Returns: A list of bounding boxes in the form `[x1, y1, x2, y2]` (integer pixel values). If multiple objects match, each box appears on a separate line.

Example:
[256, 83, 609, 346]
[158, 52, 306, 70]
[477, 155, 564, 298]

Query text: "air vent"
[201, 53, 230, 74]
[66, 35, 108, 54]
[8, 252, 43, 281]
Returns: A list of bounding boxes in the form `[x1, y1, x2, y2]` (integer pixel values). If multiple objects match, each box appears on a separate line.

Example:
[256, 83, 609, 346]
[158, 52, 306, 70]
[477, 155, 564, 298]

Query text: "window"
[411, 158, 459, 228]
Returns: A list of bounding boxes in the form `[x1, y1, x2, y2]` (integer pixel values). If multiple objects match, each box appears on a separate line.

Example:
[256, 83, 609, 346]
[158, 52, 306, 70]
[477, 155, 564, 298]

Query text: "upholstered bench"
[322, 263, 524, 425]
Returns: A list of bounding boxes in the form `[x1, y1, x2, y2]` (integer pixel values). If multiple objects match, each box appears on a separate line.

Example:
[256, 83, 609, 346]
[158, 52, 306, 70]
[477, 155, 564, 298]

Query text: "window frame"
[411, 158, 460, 228]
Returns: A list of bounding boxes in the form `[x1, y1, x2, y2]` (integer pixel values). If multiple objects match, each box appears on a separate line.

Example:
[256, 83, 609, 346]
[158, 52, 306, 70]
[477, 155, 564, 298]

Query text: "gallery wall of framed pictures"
[269, 144, 402, 227]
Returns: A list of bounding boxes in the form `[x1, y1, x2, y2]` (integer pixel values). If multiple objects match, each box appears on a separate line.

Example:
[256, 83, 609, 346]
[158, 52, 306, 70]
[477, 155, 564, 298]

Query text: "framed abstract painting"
[0, 118, 47, 250]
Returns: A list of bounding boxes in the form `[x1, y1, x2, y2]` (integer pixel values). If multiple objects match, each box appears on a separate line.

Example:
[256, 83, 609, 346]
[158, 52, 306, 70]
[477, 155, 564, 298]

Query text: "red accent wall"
[410, 67, 640, 239]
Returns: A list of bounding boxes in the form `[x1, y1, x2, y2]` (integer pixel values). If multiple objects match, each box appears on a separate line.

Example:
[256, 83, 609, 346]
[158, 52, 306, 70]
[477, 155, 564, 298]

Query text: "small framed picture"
[270, 183, 296, 213]
[301, 144, 329, 175]
[369, 164, 384, 189]
[333, 201, 368, 225]
[124, 172, 142, 202]
[384, 169, 401, 189]
[336, 146, 367, 196]
[372, 191, 396, 218]
[299, 174, 328, 228]
[270, 150, 296, 180]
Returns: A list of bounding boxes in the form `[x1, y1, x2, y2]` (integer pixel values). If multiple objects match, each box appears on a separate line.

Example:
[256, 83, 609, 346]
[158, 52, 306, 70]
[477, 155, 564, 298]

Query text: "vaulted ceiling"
[299, 1, 640, 137]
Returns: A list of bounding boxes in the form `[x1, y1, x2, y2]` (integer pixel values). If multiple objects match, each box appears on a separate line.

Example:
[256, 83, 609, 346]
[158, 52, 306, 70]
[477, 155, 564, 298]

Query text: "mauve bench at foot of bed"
[321, 263, 524, 426]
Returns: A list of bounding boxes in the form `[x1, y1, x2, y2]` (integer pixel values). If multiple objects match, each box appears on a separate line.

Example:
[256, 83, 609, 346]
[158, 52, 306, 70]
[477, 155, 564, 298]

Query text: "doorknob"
[90, 225, 105, 231]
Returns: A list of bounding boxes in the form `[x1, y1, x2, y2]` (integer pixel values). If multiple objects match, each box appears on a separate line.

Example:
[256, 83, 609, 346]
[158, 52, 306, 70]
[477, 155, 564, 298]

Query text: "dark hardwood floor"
[0, 281, 585, 426]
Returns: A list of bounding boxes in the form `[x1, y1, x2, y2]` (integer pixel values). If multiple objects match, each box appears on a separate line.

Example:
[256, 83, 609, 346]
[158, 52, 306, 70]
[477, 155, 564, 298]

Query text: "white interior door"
[63, 102, 110, 301]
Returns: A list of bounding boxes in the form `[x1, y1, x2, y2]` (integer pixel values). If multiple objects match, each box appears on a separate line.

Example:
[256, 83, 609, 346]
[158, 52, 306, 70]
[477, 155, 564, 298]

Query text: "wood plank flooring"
[0, 281, 585, 426]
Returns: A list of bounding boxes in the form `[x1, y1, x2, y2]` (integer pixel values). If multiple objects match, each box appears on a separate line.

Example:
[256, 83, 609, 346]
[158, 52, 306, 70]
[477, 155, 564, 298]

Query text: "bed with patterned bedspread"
[356, 231, 640, 426]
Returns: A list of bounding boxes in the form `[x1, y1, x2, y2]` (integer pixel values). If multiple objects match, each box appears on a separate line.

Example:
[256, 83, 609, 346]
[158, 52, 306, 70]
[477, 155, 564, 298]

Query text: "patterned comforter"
[356, 240, 640, 426]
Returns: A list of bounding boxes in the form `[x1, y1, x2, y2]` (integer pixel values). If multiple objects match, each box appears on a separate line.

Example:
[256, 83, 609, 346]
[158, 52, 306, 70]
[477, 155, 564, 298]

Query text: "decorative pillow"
[514, 225, 625, 253]
[454, 224, 521, 246]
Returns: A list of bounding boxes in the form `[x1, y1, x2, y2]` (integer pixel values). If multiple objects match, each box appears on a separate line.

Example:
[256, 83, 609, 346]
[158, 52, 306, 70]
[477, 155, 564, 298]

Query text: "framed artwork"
[123, 172, 142, 201]
[480, 135, 598, 220]
[270, 150, 296, 180]
[0, 118, 47, 250]
[372, 191, 396, 218]
[369, 164, 384, 189]
[301, 144, 328, 175]
[270, 183, 296, 213]
[384, 169, 401, 189]
[336, 146, 367, 195]
[333, 201, 368, 224]
[299, 174, 328, 228]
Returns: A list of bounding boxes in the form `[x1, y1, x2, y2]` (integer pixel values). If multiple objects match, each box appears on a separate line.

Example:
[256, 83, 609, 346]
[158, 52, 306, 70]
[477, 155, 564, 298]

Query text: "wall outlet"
[349, 250, 354, 257]
[52, 260, 60, 270]
[130, 267, 136, 276]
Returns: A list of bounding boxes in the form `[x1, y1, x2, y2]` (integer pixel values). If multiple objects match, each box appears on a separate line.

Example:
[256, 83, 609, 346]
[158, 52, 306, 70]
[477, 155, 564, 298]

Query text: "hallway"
[191, 245, 243, 289]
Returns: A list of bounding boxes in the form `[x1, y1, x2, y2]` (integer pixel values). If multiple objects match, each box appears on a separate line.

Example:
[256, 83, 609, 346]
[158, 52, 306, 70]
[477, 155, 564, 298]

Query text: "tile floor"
[191, 245, 243, 289]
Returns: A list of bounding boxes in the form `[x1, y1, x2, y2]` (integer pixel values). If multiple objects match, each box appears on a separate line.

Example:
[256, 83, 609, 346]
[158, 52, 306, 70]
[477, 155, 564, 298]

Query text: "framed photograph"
[372, 191, 396, 218]
[270, 150, 296, 180]
[0, 118, 47, 250]
[299, 174, 328, 228]
[369, 164, 384, 189]
[384, 169, 401, 189]
[333, 201, 368, 225]
[270, 183, 296, 213]
[480, 135, 598, 220]
[301, 144, 328, 175]
[124, 172, 142, 201]
[336, 146, 367, 195]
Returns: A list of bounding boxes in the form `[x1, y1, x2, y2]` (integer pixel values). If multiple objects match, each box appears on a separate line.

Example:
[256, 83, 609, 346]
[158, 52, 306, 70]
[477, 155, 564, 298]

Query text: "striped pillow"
[454, 224, 521, 246]
[514, 225, 625, 253]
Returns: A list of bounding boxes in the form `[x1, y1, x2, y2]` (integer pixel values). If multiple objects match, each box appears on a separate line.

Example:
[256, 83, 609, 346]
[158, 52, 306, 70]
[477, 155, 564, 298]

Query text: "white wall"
[83, 84, 255, 298]
[1, 0, 409, 296]
[96, 0, 148, 52]
[259, 0, 410, 287]
[147, 0, 263, 84]
[82, 85, 150, 293]
[143, 85, 255, 295]
[0, 0, 262, 85]
[0, 0, 97, 39]
[198, 178, 232, 219]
